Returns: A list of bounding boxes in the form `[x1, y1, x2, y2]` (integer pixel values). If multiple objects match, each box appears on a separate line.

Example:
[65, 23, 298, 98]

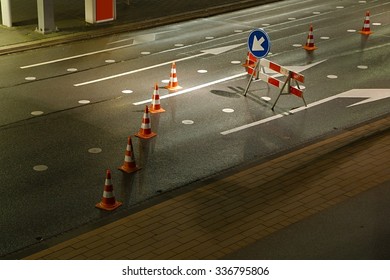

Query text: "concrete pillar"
[1, 0, 12, 27]
[36, 0, 57, 34]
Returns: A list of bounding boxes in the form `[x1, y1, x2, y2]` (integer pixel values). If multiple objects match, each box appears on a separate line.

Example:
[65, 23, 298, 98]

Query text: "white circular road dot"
[234, 30, 243, 33]
[261, 97, 272, 101]
[33, 165, 48, 172]
[174, 43, 184, 47]
[288, 18, 296, 20]
[88, 148, 102, 154]
[161, 79, 170, 84]
[78, 100, 91, 104]
[372, 22, 382, 26]
[347, 29, 357, 33]
[357, 65, 368, 69]
[327, 75, 338, 79]
[320, 36, 330, 40]
[31, 111, 44, 116]
[262, 23, 270, 26]
[222, 108, 235, 113]
[122, 89, 133, 94]
[358, 1, 367, 3]
[67, 68, 78, 72]
[293, 44, 302, 47]
[25, 77, 36, 81]
[205, 36, 214, 40]
[336, 6, 344, 9]
[141, 51, 151, 55]
[105, 59, 116, 63]
[231, 60, 241, 65]
[197, 69, 208, 74]
[182, 120, 194, 125]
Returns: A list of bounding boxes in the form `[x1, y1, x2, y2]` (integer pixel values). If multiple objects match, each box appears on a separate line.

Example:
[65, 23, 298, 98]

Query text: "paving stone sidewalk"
[23, 115, 390, 260]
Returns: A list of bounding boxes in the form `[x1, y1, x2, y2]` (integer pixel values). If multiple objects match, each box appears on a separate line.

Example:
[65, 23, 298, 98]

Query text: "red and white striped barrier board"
[259, 58, 305, 83]
[244, 57, 307, 109]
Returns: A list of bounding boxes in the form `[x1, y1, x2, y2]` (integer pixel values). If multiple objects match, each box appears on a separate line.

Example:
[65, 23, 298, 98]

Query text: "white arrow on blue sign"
[247, 29, 271, 58]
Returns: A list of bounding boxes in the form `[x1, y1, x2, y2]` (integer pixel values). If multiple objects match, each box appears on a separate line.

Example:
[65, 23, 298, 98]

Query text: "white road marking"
[33, 165, 48, 171]
[133, 73, 247, 106]
[78, 100, 90, 104]
[20, 43, 134, 69]
[182, 120, 194, 125]
[88, 148, 102, 154]
[74, 43, 245, 87]
[221, 89, 390, 135]
[31, 111, 44, 116]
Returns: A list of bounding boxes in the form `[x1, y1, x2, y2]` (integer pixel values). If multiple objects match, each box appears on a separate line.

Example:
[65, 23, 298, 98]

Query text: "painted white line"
[74, 43, 245, 87]
[182, 120, 194, 125]
[221, 89, 390, 135]
[20, 43, 134, 69]
[221, 114, 284, 135]
[133, 73, 247, 106]
[74, 53, 205, 87]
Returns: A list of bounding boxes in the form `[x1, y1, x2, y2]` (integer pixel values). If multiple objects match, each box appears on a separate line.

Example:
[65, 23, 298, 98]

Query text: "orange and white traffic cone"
[96, 169, 122, 211]
[149, 83, 165, 113]
[303, 24, 317, 51]
[135, 105, 157, 139]
[118, 136, 141, 173]
[359, 11, 373, 35]
[242, 52, 257, 75]
[165, 62, 182, 91]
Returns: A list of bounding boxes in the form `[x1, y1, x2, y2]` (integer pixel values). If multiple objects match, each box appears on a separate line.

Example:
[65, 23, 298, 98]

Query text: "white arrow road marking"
[252, 35, 265, 51]
[74, 43, 245, 87]
[133, 73, 247, 105]
[221, 89, 390, 135]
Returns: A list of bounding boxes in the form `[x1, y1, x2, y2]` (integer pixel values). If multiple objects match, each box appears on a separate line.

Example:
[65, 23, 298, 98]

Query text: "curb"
[0, 0, 277, 56]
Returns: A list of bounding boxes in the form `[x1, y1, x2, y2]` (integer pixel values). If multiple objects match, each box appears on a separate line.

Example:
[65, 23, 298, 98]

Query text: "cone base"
[96, 201, 122, 211]
[118, 165, 141, 174]
[303, 45, 317, 51]
[359, 30, 372, 35]
[135, 131, 157, 139]
[149, 107, 166, 113]
[165, 85, 183, 91]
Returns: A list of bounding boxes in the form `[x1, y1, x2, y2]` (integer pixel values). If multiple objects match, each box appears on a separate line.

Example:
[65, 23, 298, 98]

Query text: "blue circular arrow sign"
[247, 29, 271, 58]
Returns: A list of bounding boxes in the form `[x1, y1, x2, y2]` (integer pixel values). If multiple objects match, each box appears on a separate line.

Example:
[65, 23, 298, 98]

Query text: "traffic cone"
[135, 105, 157, 139]
[118, 136, 141, 173]
[303, 24, 317, 51]
[96, 169, 122, 211]
[149, 83, 165, 113]
[165, 62, 182, 91]
[242, 52, 257, 75]
[359, 11, 373, 35]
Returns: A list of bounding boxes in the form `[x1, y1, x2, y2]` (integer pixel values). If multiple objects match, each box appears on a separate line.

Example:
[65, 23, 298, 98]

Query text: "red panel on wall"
[96, 0, 114, 22]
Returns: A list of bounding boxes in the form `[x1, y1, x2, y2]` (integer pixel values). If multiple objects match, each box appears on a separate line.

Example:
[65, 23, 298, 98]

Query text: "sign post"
[244, 29, 271, 96]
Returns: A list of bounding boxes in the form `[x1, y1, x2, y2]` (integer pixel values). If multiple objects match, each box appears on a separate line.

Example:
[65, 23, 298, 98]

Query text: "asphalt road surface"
[0, 0, 389, 257]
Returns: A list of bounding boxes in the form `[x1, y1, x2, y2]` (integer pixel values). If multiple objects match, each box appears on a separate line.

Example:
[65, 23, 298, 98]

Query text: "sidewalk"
[0, 0, 269, 55]
[19, 114, 389, 260]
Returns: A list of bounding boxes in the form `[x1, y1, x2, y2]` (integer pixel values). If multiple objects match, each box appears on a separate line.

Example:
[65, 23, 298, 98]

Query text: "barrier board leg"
[244, 61, 259, 96]
[271, 75, 290, 110]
